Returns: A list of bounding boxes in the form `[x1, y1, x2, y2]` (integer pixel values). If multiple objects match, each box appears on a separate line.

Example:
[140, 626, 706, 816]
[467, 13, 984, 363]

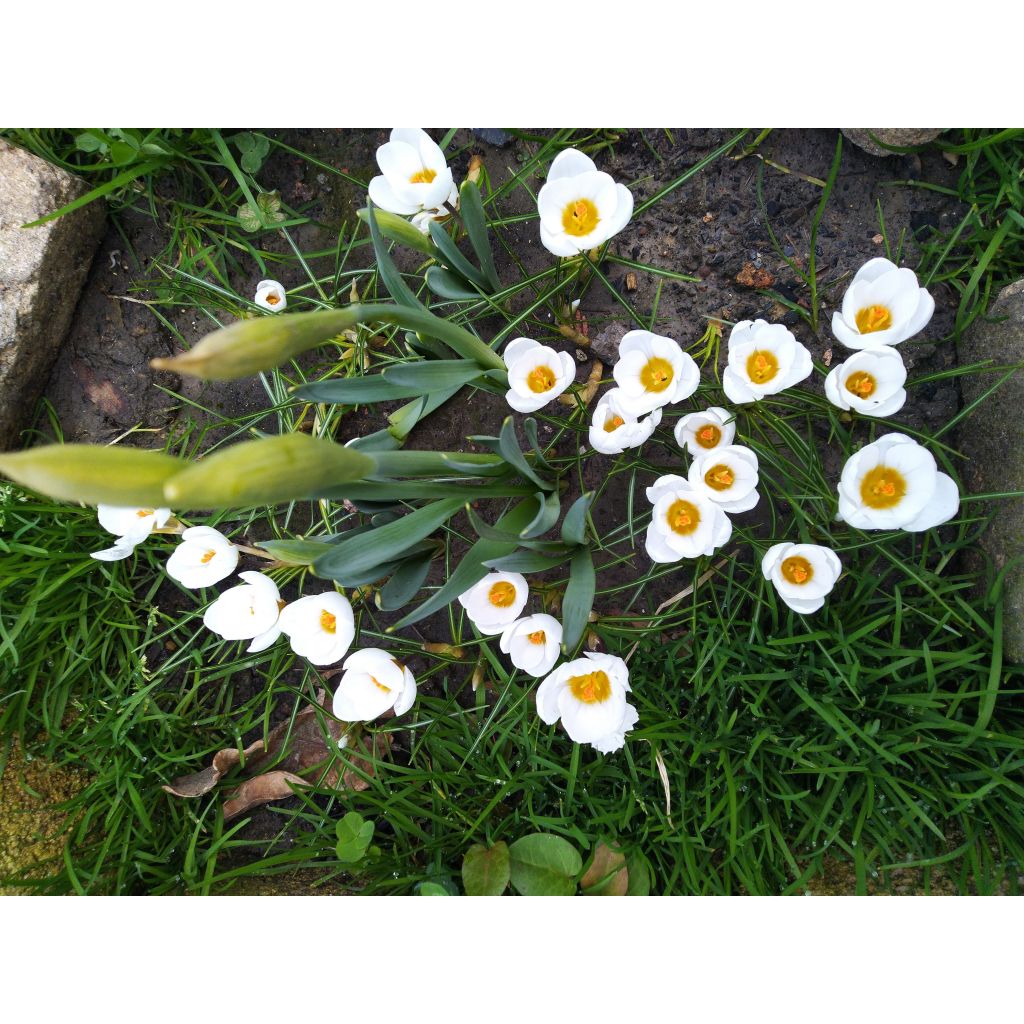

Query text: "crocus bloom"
[458, 572, 529, 634]
[588, 388, 662, 454]
[91, 504, 172, 562]
[761, 543, 842, 614]
[824, 348, 907, 418]
[831, 257, 935, 350]
[254, 280, 287, 311]
[722, 320, 813, 404]
[165, 525, 239, 588]
[503, 337, 576, 413]
[674, 406, 736, 457]
[688, 444, 760, 514]
[367, 128, 455, 218]
[499, 614, 563, 678]
[536, 652, 638, 753]
[836, 433, 959, 532]
[410, 192, 458, 234]
[202, 571, 285, 653]
[644, 475, 732, 563]
[612, 330, 700, 416]
[332, 648, 417, 721]
[278, 591, 355, 665]
[536, 148, 634, 257]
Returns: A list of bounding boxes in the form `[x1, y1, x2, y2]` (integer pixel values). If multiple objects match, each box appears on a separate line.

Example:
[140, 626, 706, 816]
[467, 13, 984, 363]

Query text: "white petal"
[901, 472, 959, 532]
[722, 366, 758, 404]
[539, 223, 583, 258]
[368, 175, 419, 216]
[761, 543, 791, 579]
[547, 148, 597, 180]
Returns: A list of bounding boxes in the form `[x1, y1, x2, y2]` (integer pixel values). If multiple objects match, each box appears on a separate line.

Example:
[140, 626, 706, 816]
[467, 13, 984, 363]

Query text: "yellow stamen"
[136, 508, 155, 518]
[604, 415, 625, 433]
[860, 465, 907, 510]
[640, 357, 674, 393]
[667, 499, 701, 536]
[703, 464, 735, 492]
[781, 555, 814, 585]
[528, 630, 546, 645]
[855, 304, 892, 334]
[696, 424, 721, 449]
[265, 293, 280, 306]
[746, 349, 779, 385]
[488, 581, 517, 608]
[845, 371, 877, 398]
[320, 610, 337, 633]
[371, 675, 392, 693]
[200, 549, 216, 564]
[409, 168, 437, 184]
[562, 197, 599, 237]
[528, 365, 557, 394]
[568, 669, 612, 704]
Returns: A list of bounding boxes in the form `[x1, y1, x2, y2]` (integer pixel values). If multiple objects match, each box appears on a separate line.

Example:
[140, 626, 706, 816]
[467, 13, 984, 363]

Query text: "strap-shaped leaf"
[561, 545, 596, 652]
[459, 180, 500, 291]
[561, 492, 594, 546]
[356, 207, 440, 258]
[315, 540, 437, 587]
[499, 416, 552, 491]
[292, 375, 422, 404]
[521, 490, 561, 539]
[426, 265, 481, 300]
[378, 550, 436, 610]
[382, 359, 487, 392]
[429, 220, 489, 289]
[483, 549, 573, 573]
[366, 201, 425, 311]
[318, 480, 534, 501]
[372, 450, 504, 478]
[523, 417, 553, 470]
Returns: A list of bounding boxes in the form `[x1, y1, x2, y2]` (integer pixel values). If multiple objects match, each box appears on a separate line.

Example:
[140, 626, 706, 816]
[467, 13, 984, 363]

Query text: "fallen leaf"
[223, 771, 310, 820]
[581, 840, 629, 896]
[161, 739, 264, 798]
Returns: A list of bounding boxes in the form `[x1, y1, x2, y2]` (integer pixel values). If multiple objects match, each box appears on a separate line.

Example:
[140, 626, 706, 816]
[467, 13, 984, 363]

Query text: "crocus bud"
[466, 154, 484, 185]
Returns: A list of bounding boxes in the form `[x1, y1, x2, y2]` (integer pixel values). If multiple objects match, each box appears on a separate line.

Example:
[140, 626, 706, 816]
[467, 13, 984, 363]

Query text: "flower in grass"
[836, 433, 959, 532]
[644, 475, 732, 563]
[588, 388, 662, 454]
[458, 572, 529, 635]
[499, 614, 562, 678]
[824, 348, 907, 418]
[688, 444, 761, 514]
[722, 320, 813, 404]
[503, 337, 576, 413]
[674, 406, 736, 457]
[368, 128, 456, 218]
[761, 543, 842, 614]
[254, 279, 287, 311]
[410, 196, 458, 235]
[202, 571, 285, 653]
[536, 148, 634, 257]
[91, 504, 172, 562]
[279, 591, 355, 666]
[332, 648, 417, 721]
[612, 331, 700, 416]
[165, 525, 239, 588]
[831, 257, 934, 351]
[536, 652, 638, 754]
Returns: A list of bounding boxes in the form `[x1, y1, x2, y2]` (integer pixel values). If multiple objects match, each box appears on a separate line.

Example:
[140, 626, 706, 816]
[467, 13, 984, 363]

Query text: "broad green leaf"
[508, 833, 582, 896]
[523, 417, 552, 470]
[426, 265, 480, 300]
[372, 450, 504, 478]
[561, 545, 596, 651]
[335, 812, 375, 863]
[521, 490, 561, 539]
[366, 201, 426, 311]
[292, 375, 423, 404]
[428, 220, 490, 289]
[466, 504, 524, 542]
[462, 842, 510, 896]
[498, 416, 552, 491]
[319, 480, 535, 502]
[459, 180, 500, 291]
[387, 384, 464, 440]
[356, 207, 441, 258]
[417, 882, 451, 896]
[382, 360, 487, 392]
[344, 429, 403, 452]
[378, 550, 435, 610]
[625, 851, 653, 896]
[483, 549, 573, 573]
[561, 492, 594, 546]
[580, 841, 629, 896]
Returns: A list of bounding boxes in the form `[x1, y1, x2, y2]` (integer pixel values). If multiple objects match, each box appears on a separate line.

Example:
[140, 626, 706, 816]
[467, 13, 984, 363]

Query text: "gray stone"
[958, 278, 1024, 663]
[0, 140, 105, 449]
[590, 320, 630, 365]
[841, 129, 944, 157]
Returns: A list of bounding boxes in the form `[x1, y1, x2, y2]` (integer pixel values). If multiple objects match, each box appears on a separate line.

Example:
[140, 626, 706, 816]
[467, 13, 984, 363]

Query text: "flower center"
[703, 464, 735, 492]
[320, 610, 337, 633]
[667, 499, 701, 535]
[370, 675, 392, 693]
[746, 349, 779, 385]
[568, 669, 611, 704]
[409, 167, 437, 184]
[695, 424, 722, 449]
[860, 465, 907, 509]
[136, 508, 154, 518]
[855, 304, 892, 334]
[528, 630, 546, 645]
[640, 357, 674, 393]
[845, 371, 877, 398]
[604, 414, 625, 433]
[561, 197, 599, 237]
[488, 581, 517, 608]
[781, 555, 814, 585]
[200, 549, 216, 564]
[265, 292, 281, 306]
[528, 365, 557, 393]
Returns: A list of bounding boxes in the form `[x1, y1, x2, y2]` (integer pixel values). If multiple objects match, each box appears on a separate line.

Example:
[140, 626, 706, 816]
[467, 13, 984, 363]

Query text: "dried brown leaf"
[580, 840, 629, 896]
[223, 771, 310, 820]
[162, 739, 264, 798]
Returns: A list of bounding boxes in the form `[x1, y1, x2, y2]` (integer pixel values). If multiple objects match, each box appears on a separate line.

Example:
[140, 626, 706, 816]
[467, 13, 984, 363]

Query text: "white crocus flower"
[502, 338, 576, 414]
[831, 257, 935, 350]
[458, 572, 529, 635]
[613, 331, 700, 416]
[410, 183, 459, 234]
[836, 433, 959, 533]
[824, 348, 907, 418]
[761, 543, 842, 614]
[91, 504, 172, 562]
[722, 320, 813, 404]
[165, 526, 239, 588]
[202, 571, 285, 653]
[332, 648, 417, 721]
[644, 475, 732, 563]
[536, 652, 638, 754]
[254, 280, 287, 311]
[536, 148, 634, 257]
[278, 591, 355, 666]
[588, 388, 662, 454]
[367, 128, 455, 217]
[674, 406, 736, 457]
[688, 444, 761, 514]
[499, 614, 562, 678]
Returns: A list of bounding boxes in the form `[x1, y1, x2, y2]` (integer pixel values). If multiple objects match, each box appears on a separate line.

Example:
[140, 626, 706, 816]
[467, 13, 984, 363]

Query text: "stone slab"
[841, 129, 944, 157]
[0, 140, 106, 449]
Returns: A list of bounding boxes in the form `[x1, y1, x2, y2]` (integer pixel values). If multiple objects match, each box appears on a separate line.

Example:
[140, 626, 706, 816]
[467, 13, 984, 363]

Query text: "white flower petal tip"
[536, 652, 636, 753]
[836, 434, 960, 533]
[688, 445, 761, 514]
[203, 571, 283, 647]
[644, 476, 733, 563]
[499, 614, 563, 678]
[94, 504, 172, 559]
[588, 389, 662, 454]
[278, 591, 355, 666]
[503, 338, 576, 413]
[832, 257, 935, 350]
[761, 542, 842, 614]
[367, 128, 454, 219]
[332, 647, 417, 722]
[165, 526, 239, 589]
[723, 320, 813, 404]
[458, 572, 529, 634]
[536, 148, 633, 257]
[91, 536, 140, 562]
[612, 330, 700, 416]
[674, 406, 736, 456]
[824, 348, 907, 418]
[254, 280, 287, 311]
